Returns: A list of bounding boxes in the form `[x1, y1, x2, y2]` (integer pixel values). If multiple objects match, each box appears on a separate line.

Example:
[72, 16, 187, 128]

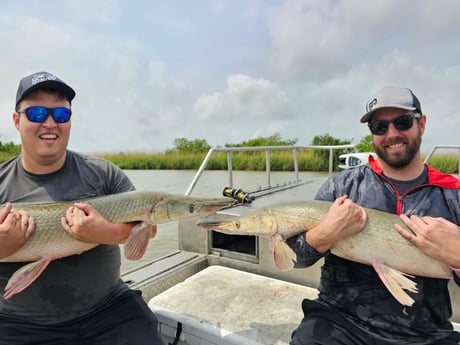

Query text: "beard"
[373, 130, 422, 169]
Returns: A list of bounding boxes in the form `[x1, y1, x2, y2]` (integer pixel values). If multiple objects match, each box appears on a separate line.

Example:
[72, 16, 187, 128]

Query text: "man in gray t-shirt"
[0, 71, 164, 344]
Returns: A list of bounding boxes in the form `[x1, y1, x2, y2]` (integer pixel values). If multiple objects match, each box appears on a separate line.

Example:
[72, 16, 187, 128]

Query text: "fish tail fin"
[272, 234, 297, 271]
[123, 221, 152, 260]
[4, 258, 52, 299]
[372, 261, 418, 306]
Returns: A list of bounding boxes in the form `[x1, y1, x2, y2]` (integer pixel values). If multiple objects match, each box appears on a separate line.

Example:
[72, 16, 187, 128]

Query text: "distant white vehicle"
[338, 152, 377, 170]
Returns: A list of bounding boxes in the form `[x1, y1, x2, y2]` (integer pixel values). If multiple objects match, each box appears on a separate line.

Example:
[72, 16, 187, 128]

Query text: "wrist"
[306, 228, 331, 254]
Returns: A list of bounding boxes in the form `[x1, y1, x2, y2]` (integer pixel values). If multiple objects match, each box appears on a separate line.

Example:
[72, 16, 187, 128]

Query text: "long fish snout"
[193, 198, 237, 214]
[196, 213, 239, 231]
[196, 219, 223, 228]
[159, 197, 236, 220]
[197, 221, 239, 233]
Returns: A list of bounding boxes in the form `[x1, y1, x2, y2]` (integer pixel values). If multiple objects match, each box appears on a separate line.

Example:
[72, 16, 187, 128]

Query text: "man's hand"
[396, 214, 460, 274]
[0, 203, 35, 259]
[61, 203, 157, 244]
[306, 195, 367, 253]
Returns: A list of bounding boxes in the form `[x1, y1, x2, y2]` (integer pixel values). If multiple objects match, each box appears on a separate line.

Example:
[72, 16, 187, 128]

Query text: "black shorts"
[0, 289, 164, 345]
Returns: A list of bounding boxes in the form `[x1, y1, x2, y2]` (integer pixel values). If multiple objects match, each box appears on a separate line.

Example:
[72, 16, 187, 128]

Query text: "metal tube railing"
[293, 149, 299, 181]
[184, 144, 357, 195]
[265, 150, 271, 187]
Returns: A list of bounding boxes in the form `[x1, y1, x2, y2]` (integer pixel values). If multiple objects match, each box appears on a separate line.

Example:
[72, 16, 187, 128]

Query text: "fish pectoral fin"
[4, 257, 53, 299]
[372, 261, 418, 307]
[272, 235, 297, 271]
[123, 221, 152, 261]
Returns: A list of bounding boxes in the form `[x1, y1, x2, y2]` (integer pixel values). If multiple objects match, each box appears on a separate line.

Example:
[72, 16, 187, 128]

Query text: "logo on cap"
[367, 98, 377, 111]
[31, 72, 58, 85]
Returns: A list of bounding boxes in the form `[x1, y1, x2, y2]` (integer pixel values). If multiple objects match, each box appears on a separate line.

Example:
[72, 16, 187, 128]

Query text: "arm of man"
[395, 215, 460, 279]
[306, 195, 367, 253]
[288, 195, 367, 267]
[0, 203, 35, 259]
[60, 203, 157, 245]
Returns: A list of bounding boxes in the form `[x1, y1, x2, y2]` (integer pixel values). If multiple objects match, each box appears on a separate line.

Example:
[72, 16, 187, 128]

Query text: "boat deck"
[149, 265, 318, 345]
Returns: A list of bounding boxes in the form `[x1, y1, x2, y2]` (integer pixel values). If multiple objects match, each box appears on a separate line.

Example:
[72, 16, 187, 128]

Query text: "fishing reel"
[222, 187, 254, 204]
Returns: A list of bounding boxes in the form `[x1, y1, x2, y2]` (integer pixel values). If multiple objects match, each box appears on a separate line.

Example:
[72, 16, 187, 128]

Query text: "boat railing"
[423, 145, 460, 174]
[185, 144, 357, 196]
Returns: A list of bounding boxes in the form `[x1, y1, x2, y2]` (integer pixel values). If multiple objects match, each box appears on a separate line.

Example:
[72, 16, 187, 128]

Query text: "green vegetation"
[166, 138, 211, 154]
[310, 133, 355, 168]
[96, 134, 459, 173]
[0, 135, 457, 173]
[100, 134, 352, 172]
[424, 154, 459, 175]
[225, 133, 298, 147]
[0, 141, 21, 163]
[356, 135, 373, 152]
[99, 150, 328, 171]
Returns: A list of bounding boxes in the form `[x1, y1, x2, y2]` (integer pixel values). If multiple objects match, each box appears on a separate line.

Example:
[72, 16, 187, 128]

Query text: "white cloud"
[194, 74, 291, 121]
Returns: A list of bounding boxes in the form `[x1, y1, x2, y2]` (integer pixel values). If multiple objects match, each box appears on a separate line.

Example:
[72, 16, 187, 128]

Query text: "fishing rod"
[222, 180, 312, 204]
[222, 187, 255, 204]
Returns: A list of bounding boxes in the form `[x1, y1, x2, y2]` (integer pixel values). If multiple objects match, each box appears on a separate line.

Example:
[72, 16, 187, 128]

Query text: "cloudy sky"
[0, 0, 459, 154]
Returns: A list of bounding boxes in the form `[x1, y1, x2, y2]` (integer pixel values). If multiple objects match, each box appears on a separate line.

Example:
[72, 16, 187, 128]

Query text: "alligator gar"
[197, 200, 452, 306]
[1, 191, 235, 299]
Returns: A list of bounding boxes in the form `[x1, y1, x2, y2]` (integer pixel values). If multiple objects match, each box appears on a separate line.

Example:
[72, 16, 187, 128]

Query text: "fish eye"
[188, 204, 195, 213]
[235, 220, 241, 229]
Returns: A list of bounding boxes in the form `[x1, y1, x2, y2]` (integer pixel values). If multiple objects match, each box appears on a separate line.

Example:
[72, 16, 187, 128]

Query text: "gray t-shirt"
[0, 150, 134, 324]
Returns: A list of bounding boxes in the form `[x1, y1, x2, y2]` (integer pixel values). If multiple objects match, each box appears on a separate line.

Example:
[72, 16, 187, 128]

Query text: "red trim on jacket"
[368, 155, 460, 189]
[368, 155, 460, 214]
[426, 164, 460, 188]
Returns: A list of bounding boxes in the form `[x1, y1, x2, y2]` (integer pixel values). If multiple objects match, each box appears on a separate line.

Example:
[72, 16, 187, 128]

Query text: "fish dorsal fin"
[372, 261, 418, 306]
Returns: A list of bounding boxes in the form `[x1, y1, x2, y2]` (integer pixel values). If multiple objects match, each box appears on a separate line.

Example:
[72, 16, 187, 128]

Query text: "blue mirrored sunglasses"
[17, 106, 72, 123]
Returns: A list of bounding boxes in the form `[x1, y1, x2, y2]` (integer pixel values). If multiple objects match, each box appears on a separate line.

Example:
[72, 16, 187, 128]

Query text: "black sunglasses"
[368, 113, 421, 136]
[17, 106, 72, 123]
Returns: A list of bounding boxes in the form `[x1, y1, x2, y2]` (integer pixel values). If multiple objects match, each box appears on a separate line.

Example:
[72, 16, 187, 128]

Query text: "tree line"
[166, 133, 373, 154]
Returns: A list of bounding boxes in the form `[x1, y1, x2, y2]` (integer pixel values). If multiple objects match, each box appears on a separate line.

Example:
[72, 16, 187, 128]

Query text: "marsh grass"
[0, 153, 13, 164]
[97, 150, 329, 171]
[0, 149, 456, 173]
[96, 151, 458, 174]
[99, 152, 206, 170]
[423, 154, 459, 174]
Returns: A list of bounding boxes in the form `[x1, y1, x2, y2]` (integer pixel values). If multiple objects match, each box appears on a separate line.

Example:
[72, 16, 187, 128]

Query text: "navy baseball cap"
[360, 86, 422, 123]
[15, 71, 76, 107]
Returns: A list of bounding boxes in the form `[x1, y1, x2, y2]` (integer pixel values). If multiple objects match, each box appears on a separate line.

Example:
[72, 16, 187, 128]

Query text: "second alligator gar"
[1, 191, 235, 299]
[197, 200, 452, 306]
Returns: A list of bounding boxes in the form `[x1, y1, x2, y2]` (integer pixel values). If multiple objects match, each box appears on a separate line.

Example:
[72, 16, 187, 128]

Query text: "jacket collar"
[368, 155, 460, 189]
